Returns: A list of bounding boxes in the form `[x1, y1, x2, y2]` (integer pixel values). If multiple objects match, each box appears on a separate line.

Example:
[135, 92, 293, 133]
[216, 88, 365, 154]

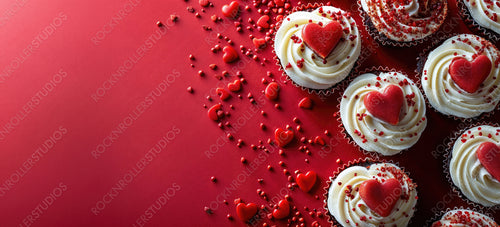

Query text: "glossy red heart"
[364, 85, 404, 125]
[265, 82, 280, 100]
[476, 142, 500, 182]
[216, 88, 231, 101]
[449, 55, 492, 93]
[222, 46, 239, 63]
[257, 15, 270, 28]
[301, 21, 342, 59]
[359, 178, 402, 217]
[296, 171, 317, 192]
[227, 79, 242, 92]
[298, 97, 313, 109]
[221, 1, 239, 19]
[236, 202, 258, 222]
[272, 199, 290, 219]
[207, 104, 222, 121]
[253, 38, 267, 49]
[274, 128, 294, 147]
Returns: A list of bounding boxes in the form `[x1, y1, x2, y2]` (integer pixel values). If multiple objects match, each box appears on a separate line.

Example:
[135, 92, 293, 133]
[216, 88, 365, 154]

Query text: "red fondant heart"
[265, 82, 280, 100]
[257, 15, 270, 28]
[449, 55, 492, 93]
[296, 171, 317, 192]
[227, 79, 242, 92]
[222, 1, 239, 19]
[272, 199, 290, 219]
[207, 104, 222, 121]
[253, 38, 267, 49]
[364, 85, 404, 125]
[359, 178, 402, 217]
[298, 97, 313, 109]
[301, 21, 342, 59]
[274, 128, 294, 147]
[222, 46, 239, 63]
[236, 202, 258, 222]
[216, 88, 231, 101]
[476, 142, 500, 182]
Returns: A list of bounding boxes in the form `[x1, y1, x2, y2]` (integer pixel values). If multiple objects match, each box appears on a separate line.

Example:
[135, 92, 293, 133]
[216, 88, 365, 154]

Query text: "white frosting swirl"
[340, 72, 427, 156]
[450, 125, 500, 207]
[327, 163, 417, 226]
[432, 209, 498, 226]
[360, 0, 447, 42]
[422, 34, 500, 118]
[274, 6, 361, 89]
[463, 0, 500, 35]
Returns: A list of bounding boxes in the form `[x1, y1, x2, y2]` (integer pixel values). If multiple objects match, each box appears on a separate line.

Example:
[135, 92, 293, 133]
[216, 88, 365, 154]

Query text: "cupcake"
[448, 125, 500, 207]
[274, 5, 361, 91]
[457, 0, 500, 40]
[422, 34, 500, 119]
[326, 161, 418, 226]
[431, 209, 498, 226]
[359, 0, 447, 45]
[340, 71, 427, 156]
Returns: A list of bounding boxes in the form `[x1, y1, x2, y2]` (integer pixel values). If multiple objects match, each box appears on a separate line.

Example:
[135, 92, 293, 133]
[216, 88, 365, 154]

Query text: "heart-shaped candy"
[364, 85, 404, 125]
[257, 15, 270, 28]
[227, 79, 242, 92]
[275, 128, 294, 147]
[207, 104, 223, 121]
[272, 199, 290, 219]
[216, 88, 231, 100]
[449, 55, 491, 93]
[236, 202, 258, 222]
[265, 82, 280, 100]
[476, 142, 500, 182]
[298, 97, 313, 109]
[222, 46, 239, 63]
[359, 178, 402, 217]
[253, 38, 267, 49]
[296, 170, 317, 192]
[301, 21, 343, 59]
[222, 1, 239, 19]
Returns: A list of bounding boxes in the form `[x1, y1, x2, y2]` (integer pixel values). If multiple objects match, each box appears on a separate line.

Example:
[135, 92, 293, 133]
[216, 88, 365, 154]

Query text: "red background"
[0, 0, 499, 226]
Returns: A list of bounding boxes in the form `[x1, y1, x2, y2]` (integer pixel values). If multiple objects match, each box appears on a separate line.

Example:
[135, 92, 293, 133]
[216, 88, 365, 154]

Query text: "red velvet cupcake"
[359, 0, 448, 46]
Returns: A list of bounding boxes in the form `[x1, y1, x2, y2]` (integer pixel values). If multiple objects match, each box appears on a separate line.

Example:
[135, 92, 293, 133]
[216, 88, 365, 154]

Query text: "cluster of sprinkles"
[363, 0, 447, 40]
[460, 127, 500, 143]
[174, 0, 349, 225]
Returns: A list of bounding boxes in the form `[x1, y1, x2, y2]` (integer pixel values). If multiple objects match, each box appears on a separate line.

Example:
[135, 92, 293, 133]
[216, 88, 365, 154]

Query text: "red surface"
[0, 0, 499, 226]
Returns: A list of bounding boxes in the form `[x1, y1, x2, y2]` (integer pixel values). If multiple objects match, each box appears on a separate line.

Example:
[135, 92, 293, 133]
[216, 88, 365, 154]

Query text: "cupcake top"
[450, 125, 500, 207]
[462, 0, 500, 35]
[431, 209, 498, 227]
[340, 71, 427, 156]
[327, 162, 417, 226]
[274, 6, 361, 90]
[360, 0, 447, 42]
[422, 34, 500, 118]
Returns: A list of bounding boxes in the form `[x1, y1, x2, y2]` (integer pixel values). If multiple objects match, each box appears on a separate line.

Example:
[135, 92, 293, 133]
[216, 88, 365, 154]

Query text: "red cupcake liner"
[442, 122, 500, 211]
[272, 3, 363, 96]
[336, 66, 425, 158]
[414, 33, 497, 122]
[424, 206, 495, 227]
[357, 0, 448, 48]
[322, 157, 418, 226]
[456, 0, 500, 42]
